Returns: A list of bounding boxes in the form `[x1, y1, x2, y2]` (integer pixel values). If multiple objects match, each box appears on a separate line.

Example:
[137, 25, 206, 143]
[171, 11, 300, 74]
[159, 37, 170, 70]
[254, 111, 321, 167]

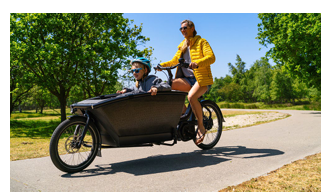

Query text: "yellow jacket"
[160, 35, 215, 86]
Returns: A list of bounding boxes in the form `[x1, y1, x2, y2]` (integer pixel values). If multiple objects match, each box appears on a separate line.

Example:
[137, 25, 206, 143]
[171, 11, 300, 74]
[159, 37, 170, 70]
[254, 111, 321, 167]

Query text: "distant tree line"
[205, 55, 320, 104]
[206, 13, 321, 104]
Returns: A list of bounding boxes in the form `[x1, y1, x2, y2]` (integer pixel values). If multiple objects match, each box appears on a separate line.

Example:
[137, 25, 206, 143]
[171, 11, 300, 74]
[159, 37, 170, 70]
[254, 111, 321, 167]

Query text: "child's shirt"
[124, 75, 171, 93]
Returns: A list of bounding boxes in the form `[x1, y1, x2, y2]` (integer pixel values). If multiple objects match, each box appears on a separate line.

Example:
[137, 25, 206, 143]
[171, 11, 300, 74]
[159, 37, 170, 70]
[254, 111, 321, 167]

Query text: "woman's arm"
[160, 47, 182, 67]
[192, 39, 215, 68]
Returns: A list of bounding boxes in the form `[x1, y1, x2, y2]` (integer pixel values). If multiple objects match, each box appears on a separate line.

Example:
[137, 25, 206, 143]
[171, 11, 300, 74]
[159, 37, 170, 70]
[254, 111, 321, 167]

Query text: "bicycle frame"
[50, 58, 224, 173]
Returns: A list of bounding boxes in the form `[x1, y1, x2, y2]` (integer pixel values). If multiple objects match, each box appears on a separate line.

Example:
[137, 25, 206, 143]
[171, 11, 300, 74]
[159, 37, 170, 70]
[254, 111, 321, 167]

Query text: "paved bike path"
[10, 110, 321, 192]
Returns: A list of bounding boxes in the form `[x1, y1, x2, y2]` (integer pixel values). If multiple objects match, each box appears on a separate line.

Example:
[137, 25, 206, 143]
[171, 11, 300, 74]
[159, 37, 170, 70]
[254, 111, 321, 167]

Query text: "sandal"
[195, 129, 207, 145]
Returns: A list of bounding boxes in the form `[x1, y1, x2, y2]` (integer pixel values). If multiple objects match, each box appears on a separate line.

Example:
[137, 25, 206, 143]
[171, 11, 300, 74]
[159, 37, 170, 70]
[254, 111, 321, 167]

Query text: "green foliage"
[218, 83, 243, 102]
[10, 13, 153, 121]
[205, 76, 232, 102]
[228, 54, 246, 84]
[257, 13, 321, 90]
[270, 67, 293, 102]
[217, 101, 320, 111]
[10, 13, 321, 114]
[10, 37, 34, 114]
[207, 54, 320, 105]
[251, 58, 273, 103]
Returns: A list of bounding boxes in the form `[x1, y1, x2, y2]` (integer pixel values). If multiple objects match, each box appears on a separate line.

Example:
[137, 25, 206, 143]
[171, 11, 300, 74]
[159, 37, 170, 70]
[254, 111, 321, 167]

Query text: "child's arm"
[116, 87, 135, 94]
[149, 77, 171, 95]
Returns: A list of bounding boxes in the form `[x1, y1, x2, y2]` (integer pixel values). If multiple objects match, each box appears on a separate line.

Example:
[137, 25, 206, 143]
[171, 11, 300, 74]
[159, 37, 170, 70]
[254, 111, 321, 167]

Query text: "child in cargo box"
[116, 57, 171, 95]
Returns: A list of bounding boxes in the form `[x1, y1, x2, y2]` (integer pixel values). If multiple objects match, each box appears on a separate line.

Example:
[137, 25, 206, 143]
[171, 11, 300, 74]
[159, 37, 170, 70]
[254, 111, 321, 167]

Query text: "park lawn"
[217, 101, 321, 111]
[219, 153, 321, 192]
[10, 118, 60, 161]
[10, 137, 51, 161]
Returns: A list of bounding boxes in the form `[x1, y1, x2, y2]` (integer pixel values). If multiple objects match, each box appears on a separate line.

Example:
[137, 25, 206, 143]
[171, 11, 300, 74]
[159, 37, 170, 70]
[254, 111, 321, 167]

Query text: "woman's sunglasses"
[179, 26, 188, 31]
[129, 68, 142, 73]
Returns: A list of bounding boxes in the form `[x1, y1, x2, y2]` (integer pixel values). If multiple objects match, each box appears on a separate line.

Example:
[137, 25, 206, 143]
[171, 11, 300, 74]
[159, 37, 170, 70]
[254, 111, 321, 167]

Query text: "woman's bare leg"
[171, 78, 191, 91]
[188, 82, 208, 144]
[171, 78, 191, 114]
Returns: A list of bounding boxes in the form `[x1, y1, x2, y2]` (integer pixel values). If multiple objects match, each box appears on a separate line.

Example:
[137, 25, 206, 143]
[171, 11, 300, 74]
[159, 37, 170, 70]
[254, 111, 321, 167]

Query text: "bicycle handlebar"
[153, 58, 196, 71]
[153, 58, 198, 86]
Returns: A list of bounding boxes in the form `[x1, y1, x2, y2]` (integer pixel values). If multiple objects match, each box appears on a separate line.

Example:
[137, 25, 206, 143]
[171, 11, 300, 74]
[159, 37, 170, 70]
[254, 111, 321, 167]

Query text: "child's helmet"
[131, 57, 151, 73]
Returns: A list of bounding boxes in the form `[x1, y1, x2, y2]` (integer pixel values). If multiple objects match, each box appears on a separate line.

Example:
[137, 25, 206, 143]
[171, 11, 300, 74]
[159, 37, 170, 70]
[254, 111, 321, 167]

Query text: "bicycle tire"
[49, 116, 99, 173]
[194, 100, 223, 150]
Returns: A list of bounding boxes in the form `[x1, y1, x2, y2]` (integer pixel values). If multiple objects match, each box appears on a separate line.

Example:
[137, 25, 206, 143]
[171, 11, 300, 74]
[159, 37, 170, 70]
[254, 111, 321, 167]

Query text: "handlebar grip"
[180, 63, 190, 68]
[181, 62, 198, 69]
[154, 64, 162, 70]
[154, 64, 171, 70]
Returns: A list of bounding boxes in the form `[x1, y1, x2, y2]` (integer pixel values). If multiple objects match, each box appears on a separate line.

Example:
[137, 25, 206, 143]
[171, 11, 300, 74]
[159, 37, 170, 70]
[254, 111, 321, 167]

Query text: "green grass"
[220, 153, 321, 192]
[10, 119, 60, 138]
[10, 108, 67, 161]
[217, 101, 321, 111]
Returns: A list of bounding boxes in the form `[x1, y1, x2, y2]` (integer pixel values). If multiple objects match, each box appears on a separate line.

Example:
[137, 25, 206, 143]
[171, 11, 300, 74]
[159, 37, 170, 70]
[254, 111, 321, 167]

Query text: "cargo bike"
[49, 59, 224, 173]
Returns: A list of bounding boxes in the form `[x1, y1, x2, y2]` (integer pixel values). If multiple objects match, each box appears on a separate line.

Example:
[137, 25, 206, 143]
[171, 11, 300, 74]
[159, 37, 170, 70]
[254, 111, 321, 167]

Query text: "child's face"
[131, 63, 147, 80]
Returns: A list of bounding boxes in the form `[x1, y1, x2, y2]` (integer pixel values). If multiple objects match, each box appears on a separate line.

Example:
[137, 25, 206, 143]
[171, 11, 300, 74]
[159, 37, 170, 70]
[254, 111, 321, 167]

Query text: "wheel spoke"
[195, 101, 223, 149]
[49, 117, 98, 173]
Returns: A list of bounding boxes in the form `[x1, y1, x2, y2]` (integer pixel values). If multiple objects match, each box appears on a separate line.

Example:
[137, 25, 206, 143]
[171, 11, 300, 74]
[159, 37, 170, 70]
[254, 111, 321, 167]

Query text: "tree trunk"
[10, 93, 14, 116]
[59, 94, 67, 122]
[51, 85, 68, 122]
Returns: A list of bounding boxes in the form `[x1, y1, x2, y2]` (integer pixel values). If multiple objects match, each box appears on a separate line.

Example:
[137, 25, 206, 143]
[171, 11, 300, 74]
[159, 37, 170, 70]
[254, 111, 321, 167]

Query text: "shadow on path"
[62, 145, 284, 178]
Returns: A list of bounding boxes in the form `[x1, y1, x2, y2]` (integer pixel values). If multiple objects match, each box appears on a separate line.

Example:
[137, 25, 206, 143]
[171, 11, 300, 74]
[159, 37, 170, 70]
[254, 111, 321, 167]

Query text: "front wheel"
[194, 100, 223, 150]
[49, 116, 99, 173]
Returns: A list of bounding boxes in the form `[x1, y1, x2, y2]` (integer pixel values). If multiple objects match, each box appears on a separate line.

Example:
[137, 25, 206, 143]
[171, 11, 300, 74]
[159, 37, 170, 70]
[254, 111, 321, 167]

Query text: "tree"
[10, 13, 152, 121]
[240, 68, 256, 102]
[31, 86, 53, 113]
[291, 77, 308, 102]
[218, 83, 243, 102]
[251, 58, 273, 103]
[270, 67, 294, 103]
[257, 13, 321, 90]
[206, 76, 229, 102]
[10, 39, 34, 115]
[228, 54, 246, 85]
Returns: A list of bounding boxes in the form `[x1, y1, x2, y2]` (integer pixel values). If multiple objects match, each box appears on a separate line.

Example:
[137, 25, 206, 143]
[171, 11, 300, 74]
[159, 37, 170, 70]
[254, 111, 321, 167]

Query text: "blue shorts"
[183, 77, 211, 92]
[183, 77, 197, 87]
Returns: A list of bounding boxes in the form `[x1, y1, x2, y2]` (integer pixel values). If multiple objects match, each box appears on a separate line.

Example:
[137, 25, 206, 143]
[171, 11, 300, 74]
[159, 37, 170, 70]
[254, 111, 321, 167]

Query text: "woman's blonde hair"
[180, 20, 197, 53]
[181, 20, 197, 37]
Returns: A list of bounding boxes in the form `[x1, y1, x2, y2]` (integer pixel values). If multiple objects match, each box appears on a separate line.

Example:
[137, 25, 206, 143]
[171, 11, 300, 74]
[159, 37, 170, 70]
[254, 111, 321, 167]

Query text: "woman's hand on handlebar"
[189, 62, 198, 69]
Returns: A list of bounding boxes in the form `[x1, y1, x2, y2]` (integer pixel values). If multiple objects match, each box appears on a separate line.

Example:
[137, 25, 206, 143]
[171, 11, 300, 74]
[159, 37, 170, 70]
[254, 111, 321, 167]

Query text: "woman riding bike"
[160, 20, 216, 145]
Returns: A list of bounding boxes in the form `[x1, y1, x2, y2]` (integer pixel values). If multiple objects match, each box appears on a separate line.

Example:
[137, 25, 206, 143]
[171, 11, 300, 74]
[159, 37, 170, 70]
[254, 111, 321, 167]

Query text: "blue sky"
[123, 13, 274, 80]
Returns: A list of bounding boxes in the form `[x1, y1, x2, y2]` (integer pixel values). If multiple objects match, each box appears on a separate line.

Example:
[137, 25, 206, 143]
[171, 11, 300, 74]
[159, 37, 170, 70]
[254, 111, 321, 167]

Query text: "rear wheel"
[49, 117, 99, 173]
[194, 100, 223, 150]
